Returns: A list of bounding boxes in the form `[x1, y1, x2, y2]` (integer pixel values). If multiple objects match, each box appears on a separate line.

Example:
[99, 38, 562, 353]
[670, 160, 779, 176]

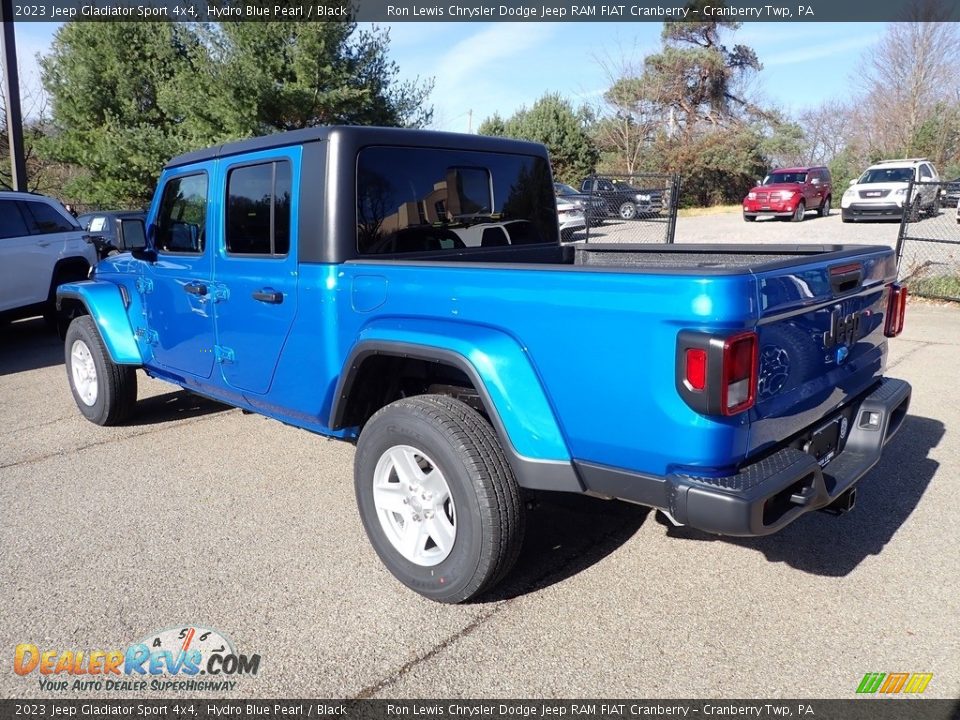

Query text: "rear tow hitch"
[819, 487, 857, 516]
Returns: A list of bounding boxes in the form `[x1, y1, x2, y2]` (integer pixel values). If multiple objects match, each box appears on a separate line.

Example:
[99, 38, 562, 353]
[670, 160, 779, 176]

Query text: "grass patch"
[677, 204, 742, 218]
[909, 275, 960, 300]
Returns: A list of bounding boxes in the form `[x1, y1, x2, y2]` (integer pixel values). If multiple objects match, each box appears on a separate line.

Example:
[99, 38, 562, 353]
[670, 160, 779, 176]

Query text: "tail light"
[677, 330, 758, 416]
[884, 284, 907, 337]
[721, 332, 758, 415]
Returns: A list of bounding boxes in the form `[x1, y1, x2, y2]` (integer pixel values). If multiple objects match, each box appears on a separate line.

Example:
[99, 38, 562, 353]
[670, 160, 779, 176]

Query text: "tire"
[743, 213, 757, 222]
[929, 194, 941, 217]
[354, 394, 525, 603]
[791, 200, 805, 222]
[909, 197, 921, 222]
[819, 196, 831, 217]
[618, 201, 637, 220]
[65, 315, 137, 426]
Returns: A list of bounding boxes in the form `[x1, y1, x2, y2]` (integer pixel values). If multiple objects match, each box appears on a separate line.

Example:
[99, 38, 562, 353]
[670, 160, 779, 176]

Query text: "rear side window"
[156, 173, 208, 254]
[356, 146, 558, 255]
[225, 160, 292, 256]
[22, 201, 77, 234]
[0, 200, 29, 239]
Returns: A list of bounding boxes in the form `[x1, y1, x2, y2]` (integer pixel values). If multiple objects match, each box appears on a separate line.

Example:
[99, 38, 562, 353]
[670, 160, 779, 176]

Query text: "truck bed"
[360, 242, 887, 276]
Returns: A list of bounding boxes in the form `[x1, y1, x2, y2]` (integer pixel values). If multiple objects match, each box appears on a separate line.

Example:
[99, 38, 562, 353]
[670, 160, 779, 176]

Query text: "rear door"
[0, 199, 36, 310]
[213, 149, 299, 394]
[15, 199, 83, 307]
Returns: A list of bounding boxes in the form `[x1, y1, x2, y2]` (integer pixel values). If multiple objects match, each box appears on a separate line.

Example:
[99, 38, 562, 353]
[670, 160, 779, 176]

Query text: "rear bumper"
[577, 378, 911, 536]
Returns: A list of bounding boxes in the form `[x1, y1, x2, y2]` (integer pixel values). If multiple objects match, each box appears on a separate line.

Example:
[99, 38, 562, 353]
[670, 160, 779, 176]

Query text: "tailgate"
[747, 246, 898, 457]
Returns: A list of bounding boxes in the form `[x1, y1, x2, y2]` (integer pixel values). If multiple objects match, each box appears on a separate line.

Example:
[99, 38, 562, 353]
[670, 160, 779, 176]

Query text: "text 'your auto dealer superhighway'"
[385, 4, 811, 18]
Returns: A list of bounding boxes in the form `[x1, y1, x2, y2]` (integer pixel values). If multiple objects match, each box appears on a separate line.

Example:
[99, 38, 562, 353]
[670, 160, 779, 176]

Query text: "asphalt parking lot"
[1, 212, 958, 700]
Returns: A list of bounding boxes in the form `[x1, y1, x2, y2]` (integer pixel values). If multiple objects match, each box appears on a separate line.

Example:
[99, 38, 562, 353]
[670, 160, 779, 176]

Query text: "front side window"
[920, 164, 933, 179]
[156, 174, 208, 254]
[23, 201, 78, 234]
[225, 161, 292, 256]
[356, 146, 557, 255]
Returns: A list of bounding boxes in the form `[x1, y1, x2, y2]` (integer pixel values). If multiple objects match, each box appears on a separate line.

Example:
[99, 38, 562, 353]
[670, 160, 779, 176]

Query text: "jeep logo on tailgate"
[824, 306, 863, 349]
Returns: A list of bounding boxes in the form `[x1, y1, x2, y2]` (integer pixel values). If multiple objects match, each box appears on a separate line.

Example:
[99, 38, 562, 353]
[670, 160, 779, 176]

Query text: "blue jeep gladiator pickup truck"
[58, 127, 912, 603]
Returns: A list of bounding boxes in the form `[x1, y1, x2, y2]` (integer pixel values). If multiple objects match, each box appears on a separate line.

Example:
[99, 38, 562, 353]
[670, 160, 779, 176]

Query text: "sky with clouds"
[10, 20, 888, 131]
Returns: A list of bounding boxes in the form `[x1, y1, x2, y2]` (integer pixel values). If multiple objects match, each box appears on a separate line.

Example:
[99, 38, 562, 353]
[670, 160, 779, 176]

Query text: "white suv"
[0, 192, 97, 323]
[841, 158, 940, 222]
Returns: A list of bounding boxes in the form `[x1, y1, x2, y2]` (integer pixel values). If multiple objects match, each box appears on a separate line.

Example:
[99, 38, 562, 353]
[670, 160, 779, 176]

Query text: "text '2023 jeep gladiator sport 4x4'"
[59, 127, 911, 603]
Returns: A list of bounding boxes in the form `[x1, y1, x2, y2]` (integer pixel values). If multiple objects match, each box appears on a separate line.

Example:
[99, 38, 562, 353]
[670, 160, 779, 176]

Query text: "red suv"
[742, 166, 832, 222]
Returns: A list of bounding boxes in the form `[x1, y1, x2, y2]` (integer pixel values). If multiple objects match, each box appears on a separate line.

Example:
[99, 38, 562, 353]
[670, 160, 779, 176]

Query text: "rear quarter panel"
[320, 261, 761, 477]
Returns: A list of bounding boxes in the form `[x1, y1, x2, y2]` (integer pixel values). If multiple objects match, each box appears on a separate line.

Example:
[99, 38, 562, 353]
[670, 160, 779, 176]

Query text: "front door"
[213, 151, 299, 394]
[141, 170, 216, 379]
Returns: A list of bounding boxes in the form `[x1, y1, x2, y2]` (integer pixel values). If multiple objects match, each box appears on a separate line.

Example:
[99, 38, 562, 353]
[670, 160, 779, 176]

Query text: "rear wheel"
[354, 394, 524, 603]
[819, 196, 831, 217]
[791, 200, 806, 222]
[65, 315, 137, 426]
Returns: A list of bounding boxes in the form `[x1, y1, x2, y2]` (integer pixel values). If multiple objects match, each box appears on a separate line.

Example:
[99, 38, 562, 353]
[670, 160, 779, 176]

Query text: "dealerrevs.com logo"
[856, 672, 934, 695]
[14, 625, 261, 693]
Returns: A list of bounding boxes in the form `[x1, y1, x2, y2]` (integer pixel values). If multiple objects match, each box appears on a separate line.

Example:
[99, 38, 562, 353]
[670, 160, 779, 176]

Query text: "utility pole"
[467, 109, 472, 134]
[0, 6, 27, 191]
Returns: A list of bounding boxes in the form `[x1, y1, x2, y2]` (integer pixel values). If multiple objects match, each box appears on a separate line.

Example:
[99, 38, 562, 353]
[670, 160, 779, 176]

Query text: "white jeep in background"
[0, 191, 97, 324]
[841, 158, 940, 222]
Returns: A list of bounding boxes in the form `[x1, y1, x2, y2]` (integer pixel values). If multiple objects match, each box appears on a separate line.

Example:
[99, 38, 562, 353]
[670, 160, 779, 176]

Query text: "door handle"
[183, 282, 207, 296]
[252, 289, 283, 304]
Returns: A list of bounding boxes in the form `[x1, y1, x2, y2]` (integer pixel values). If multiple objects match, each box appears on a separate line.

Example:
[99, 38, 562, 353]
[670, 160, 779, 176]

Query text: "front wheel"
[65, 315, 137, 426]
[618, 201, 637, 220]
[791, 200, 806, 222]
[909, 196, 921, 222]
[354, 394, 524, 603]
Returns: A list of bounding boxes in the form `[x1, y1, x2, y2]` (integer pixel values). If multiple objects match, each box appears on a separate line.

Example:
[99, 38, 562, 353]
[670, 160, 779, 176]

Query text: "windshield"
[859, 167, 914, 184]
[554, 183, 579, 196]
[763, 172, 807, 185]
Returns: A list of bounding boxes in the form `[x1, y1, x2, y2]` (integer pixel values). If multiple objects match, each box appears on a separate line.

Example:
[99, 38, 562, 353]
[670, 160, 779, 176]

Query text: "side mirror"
[116, 217, 147, 251]
[810, 178, 821, 186]
[848, 179, 857, 187]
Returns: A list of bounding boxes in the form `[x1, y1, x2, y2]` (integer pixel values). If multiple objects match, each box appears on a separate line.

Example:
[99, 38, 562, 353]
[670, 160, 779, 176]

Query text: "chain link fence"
[895, 179, 960, 302]
[570, 173, 680, 245]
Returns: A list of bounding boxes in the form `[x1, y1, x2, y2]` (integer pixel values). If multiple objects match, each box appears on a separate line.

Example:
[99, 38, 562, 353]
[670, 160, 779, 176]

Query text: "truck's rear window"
[356, 146, 558, 255]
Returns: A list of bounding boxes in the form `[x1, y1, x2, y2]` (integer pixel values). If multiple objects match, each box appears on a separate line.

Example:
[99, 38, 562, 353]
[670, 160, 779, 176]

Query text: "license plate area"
[804, 418, 841, 467]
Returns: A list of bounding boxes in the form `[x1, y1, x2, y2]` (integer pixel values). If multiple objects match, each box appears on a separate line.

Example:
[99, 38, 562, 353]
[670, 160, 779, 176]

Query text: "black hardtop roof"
[165, 126, 549, 169]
